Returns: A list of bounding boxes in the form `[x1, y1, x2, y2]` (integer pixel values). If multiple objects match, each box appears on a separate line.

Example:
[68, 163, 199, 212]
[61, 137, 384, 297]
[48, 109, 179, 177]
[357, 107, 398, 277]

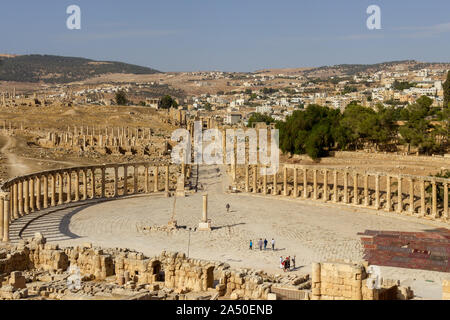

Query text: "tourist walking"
[249, 240, 253, 250]
[271, 238, 275, 250]
[258, 238, 263, 251]
[226, 203, 230, 213]
[292, 256, 296, 270]
[286, 256, 291, 272]
[263, 239, 268, 250]
[279, 256, 283, 269]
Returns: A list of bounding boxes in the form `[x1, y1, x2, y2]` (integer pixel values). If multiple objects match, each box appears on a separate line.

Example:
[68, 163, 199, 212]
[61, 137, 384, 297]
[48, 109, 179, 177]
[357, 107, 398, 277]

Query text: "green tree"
[399, 96, 440, 154]
[115, 90, 128, 105]
[277, 105, 341, 159]
[443, 70, 450, 108]
[247, 113, 275, 128]
[158, 95, 178, 109]
[204, 103, 212, 111]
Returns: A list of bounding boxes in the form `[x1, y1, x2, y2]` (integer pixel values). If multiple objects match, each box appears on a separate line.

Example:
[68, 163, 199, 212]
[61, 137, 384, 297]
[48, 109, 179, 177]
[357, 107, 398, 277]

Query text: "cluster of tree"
[444, 71, 450, 108]
[392, 80, 416, 91]
[277, 96, 449, 159]
[247, 113, 275, 128]
[342, 85, 358, 94]
[115, 90, 128, 105]
[158, 95, 178, 109]
[262, 87, 278, 95]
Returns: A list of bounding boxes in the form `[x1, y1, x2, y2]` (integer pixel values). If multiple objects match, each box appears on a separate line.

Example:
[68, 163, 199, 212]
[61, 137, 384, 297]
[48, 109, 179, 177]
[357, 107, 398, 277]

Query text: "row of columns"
[1, 163, 189, 243]
[241, 165, 449, 220]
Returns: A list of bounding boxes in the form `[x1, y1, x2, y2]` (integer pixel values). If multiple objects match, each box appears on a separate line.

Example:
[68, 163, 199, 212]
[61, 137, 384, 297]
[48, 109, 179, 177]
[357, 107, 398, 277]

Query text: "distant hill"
[0, 54, 160, 83]
[256, 60, 450, 78]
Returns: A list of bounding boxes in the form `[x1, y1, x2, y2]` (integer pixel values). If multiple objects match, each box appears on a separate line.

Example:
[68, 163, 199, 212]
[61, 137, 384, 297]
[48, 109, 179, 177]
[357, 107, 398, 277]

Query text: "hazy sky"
[1, 0, 450, 72]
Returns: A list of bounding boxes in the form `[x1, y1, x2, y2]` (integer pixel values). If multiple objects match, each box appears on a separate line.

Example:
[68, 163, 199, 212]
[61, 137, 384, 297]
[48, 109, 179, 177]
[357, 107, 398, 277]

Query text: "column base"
[198, 221, 212, 231]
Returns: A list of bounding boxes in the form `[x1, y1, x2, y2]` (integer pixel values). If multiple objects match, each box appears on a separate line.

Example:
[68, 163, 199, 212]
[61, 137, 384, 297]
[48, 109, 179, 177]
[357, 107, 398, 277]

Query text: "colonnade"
[237, 164, 449, 222]
[0, 162, 190, 242]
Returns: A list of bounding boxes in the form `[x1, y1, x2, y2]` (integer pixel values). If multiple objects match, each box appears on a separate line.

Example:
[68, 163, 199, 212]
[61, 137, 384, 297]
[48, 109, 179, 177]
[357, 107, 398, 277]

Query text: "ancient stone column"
[114, 167, 119, 197]
[353, 173, 358, 205]
[263, 167, 267, 195]
[386, 176, 391, 212]
[313, 169, 318, 200]
[144, 166, 149, 194]
[2, 194, 10, 242]
[82, 170, 88, 200]
[202, 193, 208, 223]
[444, 182, 449, 220]
[198, 193, 212, 231]
[253, 165, 257, 193]
[165, 165, 170, 196]
[36, 176, 41, 210]
[91, 169, 96, 199]
[66, 172, 72, 203]
[13, 182, 18, 219]
[18, 180, 23, 216]
[363, 174, 369, 206]
[58, 173, 63, 205]
[283, 166, 288, 196]
[420, 180, 426, 216]
[374, 174, 380, 209]
[303, 168, 308, 199]
[134, 166, 139, 194]
[245, 165, 249, 192]
[432, 180, 437, 218]
[272, 171, 277, 196]
[293, 168, 298, 198]
[181, 164, 186, 179]
[333, 170, 338, 203]
[323, 169, 328, 202]
[30, 178, 35, 212]
[51, 174, 56, 207]
[343, 171, 349, 204]
[101, 167, 106, 198]
[74, 171, 80, 202]
[43, 175, 48, 208]
[397, 176, 403, 214]
[311, 262, 321, 300]
[409, 179, 414, 214]
[154, 166, 159, 192]
[123, 166, 128, 196]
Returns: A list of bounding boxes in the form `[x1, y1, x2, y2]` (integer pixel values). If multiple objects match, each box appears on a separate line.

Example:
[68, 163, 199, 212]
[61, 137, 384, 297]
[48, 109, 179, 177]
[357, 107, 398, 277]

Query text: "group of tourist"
[249, 238, 275, 251]
[280, 256, 296, 272]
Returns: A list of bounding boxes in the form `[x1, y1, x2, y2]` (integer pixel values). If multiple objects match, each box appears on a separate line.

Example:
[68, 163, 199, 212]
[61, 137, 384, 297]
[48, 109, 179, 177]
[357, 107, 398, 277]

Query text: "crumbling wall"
[311, 261, 413, 300]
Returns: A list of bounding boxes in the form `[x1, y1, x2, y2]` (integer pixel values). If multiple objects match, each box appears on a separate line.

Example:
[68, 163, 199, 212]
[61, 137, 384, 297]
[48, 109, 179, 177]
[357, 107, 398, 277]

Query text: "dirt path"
[0, 134, 33, 178]
[0, 134, 79, 182]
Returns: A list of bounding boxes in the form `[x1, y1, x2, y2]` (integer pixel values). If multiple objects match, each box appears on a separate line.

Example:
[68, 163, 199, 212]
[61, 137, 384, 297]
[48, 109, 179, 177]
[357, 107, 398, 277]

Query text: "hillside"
[257, 60, 450, 79]
[0, 54, 160, 83]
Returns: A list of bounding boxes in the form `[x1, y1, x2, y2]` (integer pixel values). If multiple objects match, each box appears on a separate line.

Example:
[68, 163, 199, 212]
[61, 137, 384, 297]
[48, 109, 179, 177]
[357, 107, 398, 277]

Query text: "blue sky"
[0, 0, 449, 72]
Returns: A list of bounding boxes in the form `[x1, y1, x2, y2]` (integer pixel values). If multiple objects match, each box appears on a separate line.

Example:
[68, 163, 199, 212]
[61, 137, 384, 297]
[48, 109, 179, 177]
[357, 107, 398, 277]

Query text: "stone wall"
[311, 261, 413, 300]
[443, 279, 450, 300]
